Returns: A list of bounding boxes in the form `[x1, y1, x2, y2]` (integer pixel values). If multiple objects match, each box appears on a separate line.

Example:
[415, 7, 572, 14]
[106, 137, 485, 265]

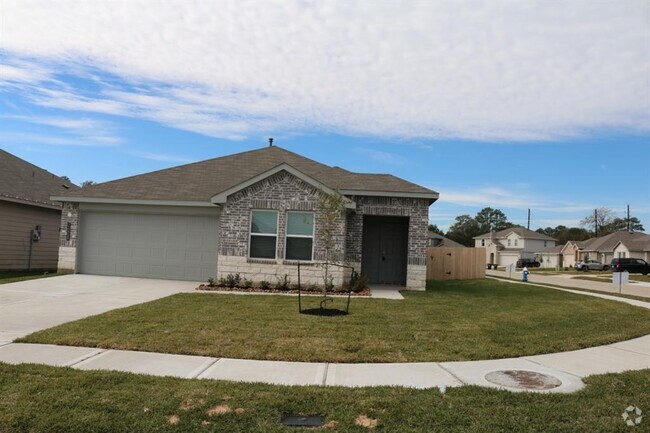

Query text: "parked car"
[575, 260, 609, 271]
[516, 258, 540, 268]
[610, 258, 650, 275]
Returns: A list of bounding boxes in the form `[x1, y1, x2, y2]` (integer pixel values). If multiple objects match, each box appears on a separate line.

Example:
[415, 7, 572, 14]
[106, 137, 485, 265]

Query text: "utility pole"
[627, 204, 631, 232]
[527, 209, 530, 230]
[594, 208, 598, 237]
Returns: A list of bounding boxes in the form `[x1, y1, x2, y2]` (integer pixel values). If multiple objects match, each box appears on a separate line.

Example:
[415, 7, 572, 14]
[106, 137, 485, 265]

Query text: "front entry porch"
[361, 215, 409, 286]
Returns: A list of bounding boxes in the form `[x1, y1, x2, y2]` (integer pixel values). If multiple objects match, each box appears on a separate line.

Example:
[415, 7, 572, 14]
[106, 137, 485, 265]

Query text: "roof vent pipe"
[269, 137, 274, 147]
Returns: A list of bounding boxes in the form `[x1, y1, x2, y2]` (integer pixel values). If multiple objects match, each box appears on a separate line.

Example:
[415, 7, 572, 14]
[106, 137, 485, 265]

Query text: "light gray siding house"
[53, 146, 438, 290]
[0, 149, 77, 270]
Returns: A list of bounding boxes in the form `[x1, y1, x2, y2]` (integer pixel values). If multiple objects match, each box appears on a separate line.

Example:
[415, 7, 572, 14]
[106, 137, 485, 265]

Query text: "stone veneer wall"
[57, 202, 79, 271]
[345, 196, 430, 290]
[217, 171, 348, 286]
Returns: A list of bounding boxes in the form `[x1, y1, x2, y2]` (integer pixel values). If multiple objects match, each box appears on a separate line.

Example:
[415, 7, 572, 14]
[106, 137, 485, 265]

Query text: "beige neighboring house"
[537, 240, 582, 269]
[537, 232, 650, 269]
[612, 235, 650, 262]
[428, 231, 465, 248]
[536, 244, 564, 268]
[0, 149, 77, 270]
[474, 227, 556, 267]
[576, 231, 650, 265]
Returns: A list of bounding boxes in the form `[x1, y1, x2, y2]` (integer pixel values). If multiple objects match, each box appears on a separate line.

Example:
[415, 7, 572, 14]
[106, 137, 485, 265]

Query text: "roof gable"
[211, 163, 356, 208]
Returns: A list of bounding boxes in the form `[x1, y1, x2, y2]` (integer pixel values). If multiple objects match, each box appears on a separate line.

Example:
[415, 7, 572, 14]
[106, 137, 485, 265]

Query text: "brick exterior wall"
[57, 202, 79, 271]
[216, 171, 348, 286]
[218, 171, 346, 262]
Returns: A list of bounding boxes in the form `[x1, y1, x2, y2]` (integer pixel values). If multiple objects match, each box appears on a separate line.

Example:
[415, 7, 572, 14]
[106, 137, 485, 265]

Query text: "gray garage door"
[78, 210, 219, 281]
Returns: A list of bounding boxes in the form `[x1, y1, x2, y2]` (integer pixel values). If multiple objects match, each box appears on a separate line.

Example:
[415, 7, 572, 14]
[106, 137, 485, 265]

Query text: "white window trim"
[248, 209, 279, 259]
[284, 211, 315, 261]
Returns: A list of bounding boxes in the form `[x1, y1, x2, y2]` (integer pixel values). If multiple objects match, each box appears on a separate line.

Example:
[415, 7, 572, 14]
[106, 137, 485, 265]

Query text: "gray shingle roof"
[579, 231, 650, 252]
[427, 232, 465, 248]
[474, 226, 557, 241]
[0, 149, 78, 208]
[537, 244, 564, 254]
[55, 146, 437, 202]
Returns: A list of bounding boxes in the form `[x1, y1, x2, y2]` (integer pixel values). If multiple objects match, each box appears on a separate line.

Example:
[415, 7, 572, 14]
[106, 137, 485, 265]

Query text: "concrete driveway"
[0, 274, 197, 344]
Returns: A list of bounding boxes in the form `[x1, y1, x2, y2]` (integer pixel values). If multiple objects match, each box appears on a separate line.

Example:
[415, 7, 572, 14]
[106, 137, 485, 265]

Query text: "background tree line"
[431, 207, 645, 247]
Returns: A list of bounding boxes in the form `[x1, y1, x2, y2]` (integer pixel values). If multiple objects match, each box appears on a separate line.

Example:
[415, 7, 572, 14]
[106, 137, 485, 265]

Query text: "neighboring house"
[52, 145, 439, 290]
[474, 227, 556, 267]
[428, 231, 465, 248]
[537, 232, 650, 268]
[0, 149, 78, 270]
[612, 237, 650, 262]
[577, 231, 650, 264]
[536, 241, 581, 269]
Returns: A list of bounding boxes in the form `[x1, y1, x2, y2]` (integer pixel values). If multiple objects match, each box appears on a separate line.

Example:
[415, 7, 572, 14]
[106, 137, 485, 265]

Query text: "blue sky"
[1, 1, 648, 232]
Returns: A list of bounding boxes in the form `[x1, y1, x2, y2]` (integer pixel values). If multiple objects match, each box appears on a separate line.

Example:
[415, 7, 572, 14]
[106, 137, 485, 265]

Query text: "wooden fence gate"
[426, 247, 486, 280]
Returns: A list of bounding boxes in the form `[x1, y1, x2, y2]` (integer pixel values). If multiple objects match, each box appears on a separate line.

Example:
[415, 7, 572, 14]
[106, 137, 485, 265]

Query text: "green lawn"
[0, 363, 648, 433]
[19, 279, 650, 362]
[0, 269, 68, 285]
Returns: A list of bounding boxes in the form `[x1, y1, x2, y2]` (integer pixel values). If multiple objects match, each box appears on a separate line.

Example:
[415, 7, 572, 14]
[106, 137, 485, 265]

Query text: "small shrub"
[225, 273, 241, 288]
[207, 277, 215, 287]
[276, 274, 291, 291]
[350, 272, 368, 293]
[218, 277, 227, 286]
[240, 278, 253, 289]
[259, 280, 271, 290]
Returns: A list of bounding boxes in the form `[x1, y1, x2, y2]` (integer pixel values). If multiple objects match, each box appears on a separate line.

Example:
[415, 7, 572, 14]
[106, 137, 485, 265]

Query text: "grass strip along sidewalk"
[0, 363, 648, 433]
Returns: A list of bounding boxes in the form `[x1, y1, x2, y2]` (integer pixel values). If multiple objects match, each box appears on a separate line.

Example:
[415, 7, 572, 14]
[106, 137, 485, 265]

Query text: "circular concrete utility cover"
[485, 370, 562, 390]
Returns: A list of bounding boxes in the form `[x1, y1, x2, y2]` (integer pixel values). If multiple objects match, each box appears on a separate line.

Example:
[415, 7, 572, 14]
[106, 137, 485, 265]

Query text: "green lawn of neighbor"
[0, 363, 648, 433]
[19, 279, 650, 363]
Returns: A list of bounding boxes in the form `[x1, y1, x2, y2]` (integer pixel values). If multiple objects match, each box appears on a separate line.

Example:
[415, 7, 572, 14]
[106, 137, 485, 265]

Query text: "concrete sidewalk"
[488, 269, 650, 299]
[2, 334, 649, 393]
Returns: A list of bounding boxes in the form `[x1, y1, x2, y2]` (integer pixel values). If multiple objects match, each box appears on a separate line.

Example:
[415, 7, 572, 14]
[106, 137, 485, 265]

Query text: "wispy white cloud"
[3, 114, 122, 145]
[353, 147, 409, 165]
[2, 132, 118, 147]
[0, 1, 647, 141]
[125, 150, 194, 164]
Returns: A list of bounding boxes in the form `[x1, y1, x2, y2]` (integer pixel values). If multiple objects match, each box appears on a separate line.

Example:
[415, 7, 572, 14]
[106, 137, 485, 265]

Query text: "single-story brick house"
[52, 145, 438, 290]
[0, 149, 77, 270]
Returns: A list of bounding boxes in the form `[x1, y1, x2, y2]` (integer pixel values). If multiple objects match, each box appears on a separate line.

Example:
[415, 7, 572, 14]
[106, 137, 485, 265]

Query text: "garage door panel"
[79, 211, 218, 281]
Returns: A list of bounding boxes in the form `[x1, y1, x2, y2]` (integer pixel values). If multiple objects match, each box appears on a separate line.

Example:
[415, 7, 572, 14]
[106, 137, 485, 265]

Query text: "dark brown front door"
[361, 216, 409, 285]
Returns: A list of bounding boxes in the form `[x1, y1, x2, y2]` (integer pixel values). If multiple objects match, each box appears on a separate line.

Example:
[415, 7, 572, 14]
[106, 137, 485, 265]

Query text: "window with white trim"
[507, 239, 511, 246]
[285, 211, 314, 261]
[514, 239, 518, 246]
[249, 210, 278, 259]
[481, 239, 485, 246]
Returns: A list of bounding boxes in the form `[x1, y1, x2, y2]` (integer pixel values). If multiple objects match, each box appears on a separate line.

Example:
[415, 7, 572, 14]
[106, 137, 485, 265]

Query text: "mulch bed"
[196, 284, 371, 297]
